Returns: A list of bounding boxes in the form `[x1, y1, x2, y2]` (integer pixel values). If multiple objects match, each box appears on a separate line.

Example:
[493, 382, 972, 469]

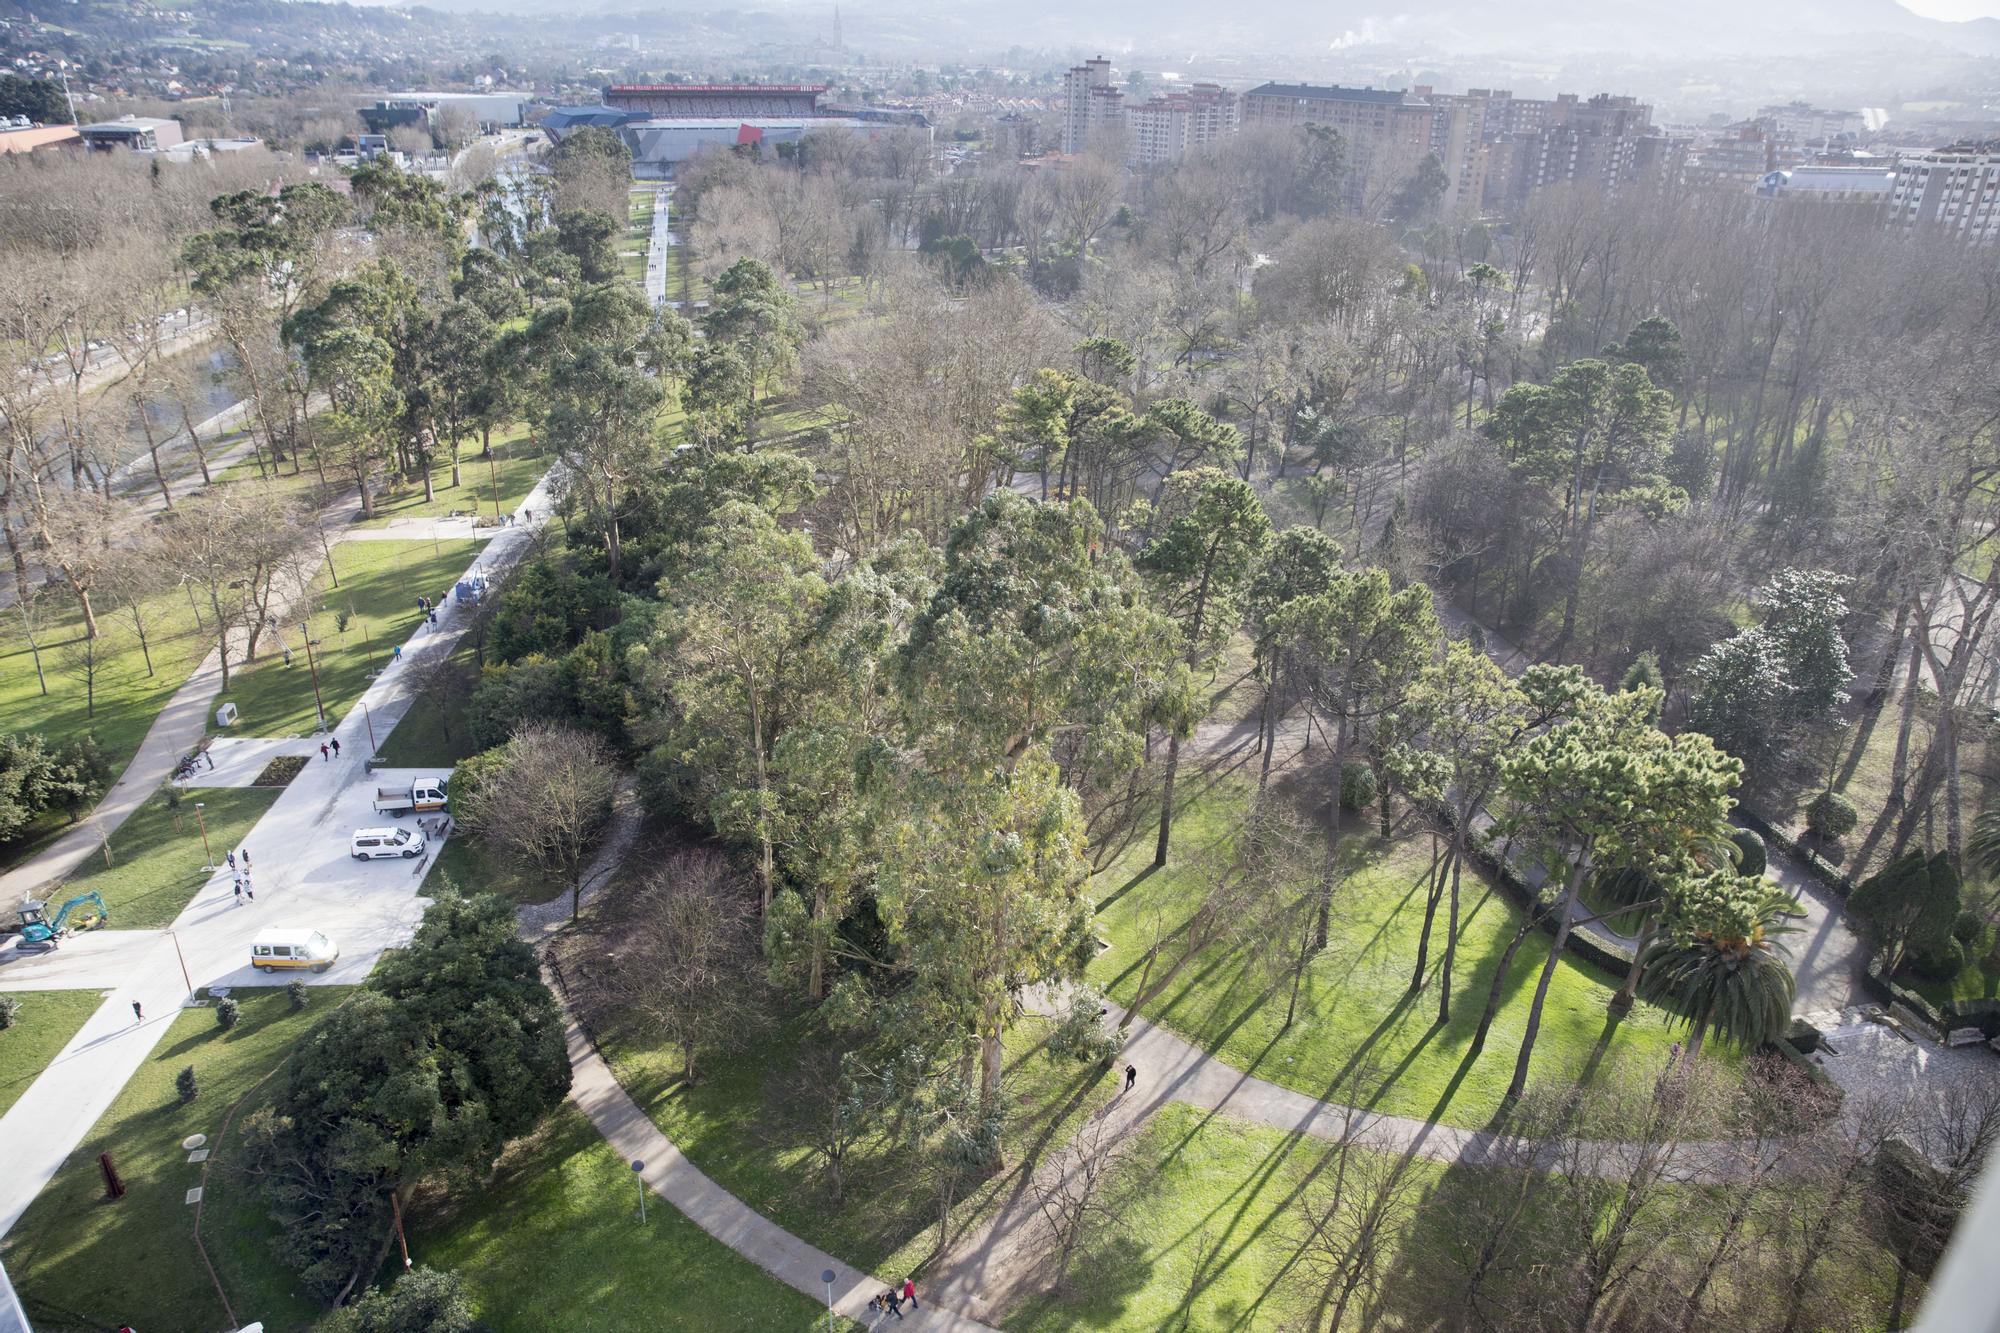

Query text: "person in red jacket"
[902, 1277, 919, 1310]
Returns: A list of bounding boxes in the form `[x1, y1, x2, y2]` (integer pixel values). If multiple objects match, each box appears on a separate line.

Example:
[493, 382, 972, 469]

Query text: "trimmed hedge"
[1735, 807, 1854, 899]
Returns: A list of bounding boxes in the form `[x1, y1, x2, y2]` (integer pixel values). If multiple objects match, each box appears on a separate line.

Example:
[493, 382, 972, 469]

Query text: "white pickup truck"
[372, 775, 449, 817]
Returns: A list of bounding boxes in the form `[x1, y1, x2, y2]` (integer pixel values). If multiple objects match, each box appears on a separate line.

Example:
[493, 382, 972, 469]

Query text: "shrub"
[287, 981, 309, 1012]
[1951, 909, 1987, 947]
[1908, 938, 1965, 983]
[1046, 987, 1122, 1068]
[0, 995, 19, 1030]
[1729, 828, 1767, 878]
[1339, 761, 1378, 813]
[1806, 790, 1858, 840]
[214, 997, 240, 1030]
[176, 1065, 198, 1103]
[323, 1266, 477, 1333]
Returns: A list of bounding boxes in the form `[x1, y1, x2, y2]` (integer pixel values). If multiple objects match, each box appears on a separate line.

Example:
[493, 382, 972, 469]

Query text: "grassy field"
[426, 833, 537, 905]
[408, 1104, 854, 1332]
[50, 784, 278, 930]
[0, 561, 214, 783]
[1, 988, 350, 1333]
[213, 539, 479, 738]
[350, 425, 549, 529]
[1090, 772, 1705, 1129]
[1004, 1099, 1911, 1332]
[563, 854, 1120, 1283]
[0, 990, 103, 1118]
[373, 644, 479, 769]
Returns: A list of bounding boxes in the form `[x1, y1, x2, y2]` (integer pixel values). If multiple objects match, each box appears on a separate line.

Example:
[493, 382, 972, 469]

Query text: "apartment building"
[1126, 83, 1239, 166]
[1061, 57, 1121, 154]
[1887, 142, 2000, 243]
[1240, 83, 1447, 209]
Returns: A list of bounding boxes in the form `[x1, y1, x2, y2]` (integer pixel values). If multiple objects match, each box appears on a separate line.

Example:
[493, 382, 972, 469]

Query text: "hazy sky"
[1898, 0, 1999, 19]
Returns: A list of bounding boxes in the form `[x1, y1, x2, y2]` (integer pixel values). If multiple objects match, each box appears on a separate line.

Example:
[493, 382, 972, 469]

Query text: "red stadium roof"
[605, 84, 827, 94]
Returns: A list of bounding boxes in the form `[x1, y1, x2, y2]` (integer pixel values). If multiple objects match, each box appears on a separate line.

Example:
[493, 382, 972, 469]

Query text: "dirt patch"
[252, 755, 309, 788]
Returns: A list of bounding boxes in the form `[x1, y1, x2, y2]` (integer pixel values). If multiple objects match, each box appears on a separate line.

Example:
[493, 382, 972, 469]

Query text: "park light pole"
[631, 1159, 646, 1222]
[821, 1269, 836, 1332]
[193, 801, 214, 871]
[360, 699, 379, 755]
[301, 626, 328, 734]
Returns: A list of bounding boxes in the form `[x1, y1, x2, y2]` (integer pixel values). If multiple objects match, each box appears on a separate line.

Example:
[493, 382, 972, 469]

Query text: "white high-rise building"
[1127, 84, 1240, 166]
[1061, 57, 1120, 154]
[1888, 143, 2000, 244]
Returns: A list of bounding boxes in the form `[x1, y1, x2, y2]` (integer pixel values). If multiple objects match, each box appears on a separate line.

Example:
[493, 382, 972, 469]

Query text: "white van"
[250, 928, 339, 973]
[350, 826, 427, 860]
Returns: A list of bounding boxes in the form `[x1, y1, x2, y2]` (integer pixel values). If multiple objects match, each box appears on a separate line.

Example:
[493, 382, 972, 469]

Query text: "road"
[0, 470, 557, 1239]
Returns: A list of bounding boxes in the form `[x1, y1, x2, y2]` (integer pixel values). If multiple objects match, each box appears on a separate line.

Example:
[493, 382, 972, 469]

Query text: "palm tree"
[1637, 881, 1798, 1055]
[1608, 814, 1744, 1011]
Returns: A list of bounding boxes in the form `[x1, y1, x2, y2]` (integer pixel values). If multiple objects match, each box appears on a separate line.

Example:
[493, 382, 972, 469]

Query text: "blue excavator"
[12, 890, 109, 951]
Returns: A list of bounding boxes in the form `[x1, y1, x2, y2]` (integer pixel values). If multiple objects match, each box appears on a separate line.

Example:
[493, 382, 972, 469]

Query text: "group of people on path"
[869, 1279, 919, 1321]
[318, 737, 343, 762]
[226, 846, 255, 906]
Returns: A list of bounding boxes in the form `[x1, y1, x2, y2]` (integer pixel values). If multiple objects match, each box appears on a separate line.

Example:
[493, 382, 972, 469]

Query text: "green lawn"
[372, 647, 479, 769]
[563, 863, 1119, 1283]
[213, 539, 479, 738]
[1004, 1099, 1911, 1332]
[1091, 775, 1706, 1129]
[350, 426, 550, 529]
[52, 784, 278, 930]
[426, 833, 538, 905]
[409, 1104, 853, 1332]
[0, 990, 103, 1118]
[0, 561, 214, 785]
[1005, 1101, 1438, 1331]
[1, 988, 351, 1333]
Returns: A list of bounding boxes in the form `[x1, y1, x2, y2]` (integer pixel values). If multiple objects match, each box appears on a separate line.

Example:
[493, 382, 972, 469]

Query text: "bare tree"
[594, 847, 764, 1083]
[767, 1041, 871, 1205]
[1030, 1115, 1122, 1290]
[457, 722, 615, 922]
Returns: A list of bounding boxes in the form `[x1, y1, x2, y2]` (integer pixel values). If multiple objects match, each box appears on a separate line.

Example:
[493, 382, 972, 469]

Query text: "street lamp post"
[193, 802, 214, 871]
[360, 699, 379, 755]
[631, 1159, 646, 1222]
[821, 1269, 837, 1332]
[488, 450, 501, 519]
[301, 626, 328, 734]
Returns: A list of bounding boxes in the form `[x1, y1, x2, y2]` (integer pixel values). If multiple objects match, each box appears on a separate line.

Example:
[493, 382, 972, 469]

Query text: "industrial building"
[360, 92, 534, 135]
[0, 123, 81, 155]
[78, 115, 182, 152]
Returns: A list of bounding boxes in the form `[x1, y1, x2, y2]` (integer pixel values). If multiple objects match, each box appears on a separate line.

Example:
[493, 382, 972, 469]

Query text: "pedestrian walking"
[226, 850, 237, 873]
[428, 610, 438, 627]
[417, 596, 428, 615]
[204, 748, 215, 771]
[320, 742, 330, 762]
[132, 1001, 143, 1024]
[330, 736, 341, 758]
[243, 874, 254, 902]
[885, 1289, 904, 1320]
[241, 847, 251, 871]
[1125, 1063, 1137, 1093]
[233, 878, 243, 906]
[392, 644, 403, 663]
[902, 1278, 918, 1310]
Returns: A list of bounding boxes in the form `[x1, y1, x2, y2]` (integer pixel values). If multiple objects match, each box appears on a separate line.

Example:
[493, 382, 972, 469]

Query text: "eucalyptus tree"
[1136, 469, 1272, 865]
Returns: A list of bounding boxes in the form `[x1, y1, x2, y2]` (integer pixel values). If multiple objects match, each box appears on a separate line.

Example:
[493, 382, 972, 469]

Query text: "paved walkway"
[561, 1007, 996, 1332]
[0, 474, 557, 1240]
[513, 805, 994, 1330]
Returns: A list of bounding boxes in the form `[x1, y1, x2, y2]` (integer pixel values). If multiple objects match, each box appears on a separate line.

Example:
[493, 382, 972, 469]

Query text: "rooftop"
[1245, 82, 1410, 105]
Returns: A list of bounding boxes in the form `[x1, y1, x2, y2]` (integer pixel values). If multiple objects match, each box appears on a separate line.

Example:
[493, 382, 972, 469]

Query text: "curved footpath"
[526, 825, 1761, 1332]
